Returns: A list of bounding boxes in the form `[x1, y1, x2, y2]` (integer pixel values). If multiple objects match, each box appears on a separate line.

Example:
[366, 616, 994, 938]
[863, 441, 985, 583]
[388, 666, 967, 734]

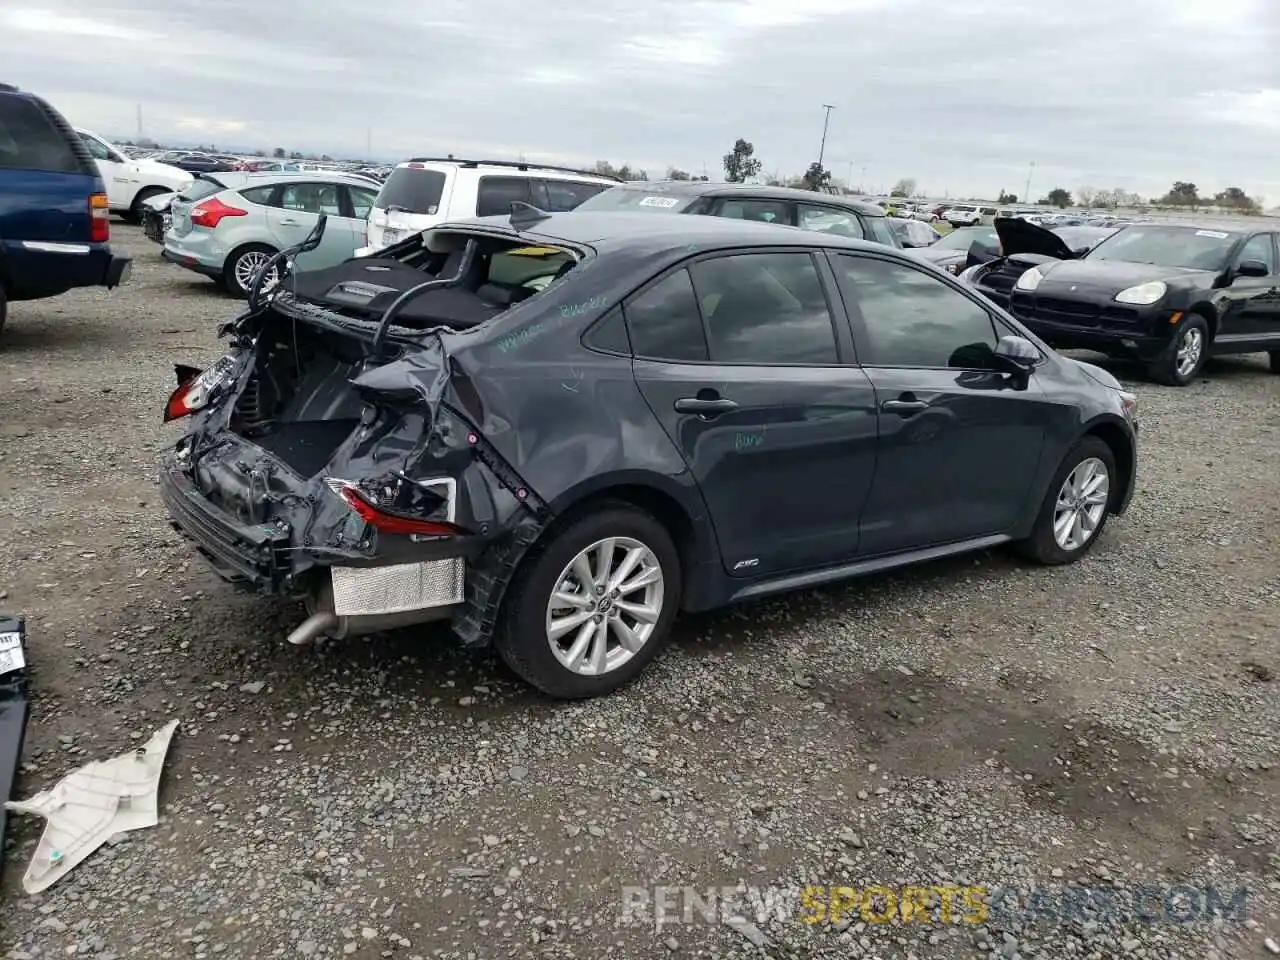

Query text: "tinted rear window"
[376, 167, 447, 215]
[179, 178, 225, 202]
[0, 94, 84, 173]
[574, 187, 696, 213]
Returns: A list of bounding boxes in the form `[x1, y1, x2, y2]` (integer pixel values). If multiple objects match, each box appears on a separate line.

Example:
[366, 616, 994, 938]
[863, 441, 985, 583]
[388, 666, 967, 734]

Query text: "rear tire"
[1017, 436, 1116, 566]
[1149, 313, 1209, 386]
[1269, 350, 1280, 374]
[493, 504, 681, 699]
[0, 283, 8, 345]
[223, 244, 278, 299]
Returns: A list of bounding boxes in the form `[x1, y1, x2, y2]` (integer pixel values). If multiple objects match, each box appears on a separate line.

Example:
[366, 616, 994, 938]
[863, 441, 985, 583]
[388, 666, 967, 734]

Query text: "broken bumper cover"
[160, 463, 292, 592]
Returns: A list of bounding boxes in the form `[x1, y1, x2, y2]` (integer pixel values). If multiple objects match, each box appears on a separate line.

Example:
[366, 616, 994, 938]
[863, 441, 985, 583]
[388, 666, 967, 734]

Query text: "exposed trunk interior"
[230, 321, 370, 478]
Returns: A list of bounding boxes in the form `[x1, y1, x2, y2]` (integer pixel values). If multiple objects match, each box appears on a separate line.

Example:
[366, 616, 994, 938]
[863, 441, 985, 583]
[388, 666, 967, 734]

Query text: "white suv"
[75, 128, 192, 223]
[358, 158, 621, 255]
[943, 204, 998, 227]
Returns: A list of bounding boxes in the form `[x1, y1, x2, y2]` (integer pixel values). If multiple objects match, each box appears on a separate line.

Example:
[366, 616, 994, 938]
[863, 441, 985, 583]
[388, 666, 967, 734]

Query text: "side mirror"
[994, 335, 1040, 377]
[1236, 259, 1270, 279]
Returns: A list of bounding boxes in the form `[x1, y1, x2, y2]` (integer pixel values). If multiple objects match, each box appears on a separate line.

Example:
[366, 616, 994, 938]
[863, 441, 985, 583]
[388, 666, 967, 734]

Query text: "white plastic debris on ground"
[4, 719, 179, 894]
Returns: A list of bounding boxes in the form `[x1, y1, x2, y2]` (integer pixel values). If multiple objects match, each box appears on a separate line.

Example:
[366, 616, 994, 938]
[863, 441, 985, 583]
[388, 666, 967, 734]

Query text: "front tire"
[1269, 350, 1280, 374]
[1149, 313, 1209, 386]
[494, 504, 681, 699]
[0, 283, 8, 345]
[125, 187, 168, 225]
[1017, 436, 1116, 565]
[223, 244, 279, 299]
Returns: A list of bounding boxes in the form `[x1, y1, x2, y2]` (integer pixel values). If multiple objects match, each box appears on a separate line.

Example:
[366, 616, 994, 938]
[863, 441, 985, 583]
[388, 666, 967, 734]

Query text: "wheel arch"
[222, 241, 279, 292]
[545, 471, 721, 610]
[1081, 415, 1135, 514]
[1186, 301, 1218, 341]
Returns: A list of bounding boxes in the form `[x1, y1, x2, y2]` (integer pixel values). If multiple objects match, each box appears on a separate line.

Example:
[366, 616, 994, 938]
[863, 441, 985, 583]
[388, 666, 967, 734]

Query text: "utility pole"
[136, 103, 143, 140]
[1024, 160, 1036, 204]
[366, 127, 372, 157]
[817, 104, 835, 168]
[860, 166, 867, 193]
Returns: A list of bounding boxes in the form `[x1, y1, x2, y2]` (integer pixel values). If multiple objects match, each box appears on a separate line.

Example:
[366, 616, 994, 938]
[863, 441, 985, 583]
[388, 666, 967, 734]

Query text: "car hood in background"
[994, 217, 1076, 260]
[135, 158, 194, 184]
[915, 247, 968, 265]
[1038, 258, 1216, 290]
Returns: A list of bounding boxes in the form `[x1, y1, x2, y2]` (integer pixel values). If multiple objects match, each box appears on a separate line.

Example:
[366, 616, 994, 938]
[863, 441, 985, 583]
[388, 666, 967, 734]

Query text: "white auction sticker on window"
[638, 196, 680, 208]
[0, 631, 24, 675]
[1195, 230, 1229, 239]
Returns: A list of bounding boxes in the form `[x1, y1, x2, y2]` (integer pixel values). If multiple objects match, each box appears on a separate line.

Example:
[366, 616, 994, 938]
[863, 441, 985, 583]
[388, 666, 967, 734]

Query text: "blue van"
[0, 82, 132, 340]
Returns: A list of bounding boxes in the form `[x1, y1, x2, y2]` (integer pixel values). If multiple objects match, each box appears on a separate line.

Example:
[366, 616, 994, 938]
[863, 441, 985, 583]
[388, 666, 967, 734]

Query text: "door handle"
[674, 396, 738, 417]
[279, 218, 301, 225]
[881, 398, 930, 415]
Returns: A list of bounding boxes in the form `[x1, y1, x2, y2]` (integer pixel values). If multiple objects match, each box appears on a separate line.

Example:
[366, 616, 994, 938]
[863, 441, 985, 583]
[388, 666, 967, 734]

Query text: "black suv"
[0, 82, 131, 340]
[964, 218, 1280, 385]
[574, 181, 901, 247]
[159, 210, 1137, 699]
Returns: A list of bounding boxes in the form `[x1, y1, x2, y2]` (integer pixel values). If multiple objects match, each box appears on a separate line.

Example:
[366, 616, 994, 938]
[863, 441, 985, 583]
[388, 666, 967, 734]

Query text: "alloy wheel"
[545, 536, 664, 677]
[234, 250, 277, 293]
[1175, 327, 1203, 378]
[1053, 457, 1110, 551]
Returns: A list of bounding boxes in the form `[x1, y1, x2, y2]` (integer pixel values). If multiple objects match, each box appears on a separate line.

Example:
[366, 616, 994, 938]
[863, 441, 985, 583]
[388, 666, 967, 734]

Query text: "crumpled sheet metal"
[4, 719, 179, 894]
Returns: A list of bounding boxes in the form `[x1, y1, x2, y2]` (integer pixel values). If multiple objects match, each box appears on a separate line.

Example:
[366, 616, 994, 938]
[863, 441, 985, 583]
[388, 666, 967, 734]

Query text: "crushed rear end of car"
[159, 222, 581, 648]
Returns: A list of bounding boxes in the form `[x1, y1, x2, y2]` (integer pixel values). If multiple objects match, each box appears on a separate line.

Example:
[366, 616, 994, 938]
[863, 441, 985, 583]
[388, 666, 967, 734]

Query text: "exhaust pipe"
[287, 611, 338, 646]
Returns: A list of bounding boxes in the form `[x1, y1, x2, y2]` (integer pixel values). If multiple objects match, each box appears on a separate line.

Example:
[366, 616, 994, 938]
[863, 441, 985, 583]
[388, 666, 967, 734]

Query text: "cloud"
[0, 0, 1276, 203]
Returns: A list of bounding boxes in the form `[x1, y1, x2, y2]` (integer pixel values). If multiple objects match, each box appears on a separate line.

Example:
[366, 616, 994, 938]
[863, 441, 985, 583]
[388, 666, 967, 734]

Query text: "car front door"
[797, 202, 865, 240]
[266, 181, 358, 270]
[625, 249, 878, 577]
[344, 183, 380, 252]
[829, 251, 1052, 555]
[78, 132, 129, 210]
[1216, 232, 1280, 348]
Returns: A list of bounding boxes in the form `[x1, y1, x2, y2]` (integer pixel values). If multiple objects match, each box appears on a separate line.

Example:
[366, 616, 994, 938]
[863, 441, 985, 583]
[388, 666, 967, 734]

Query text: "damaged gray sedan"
[161, 206, 1138, 698]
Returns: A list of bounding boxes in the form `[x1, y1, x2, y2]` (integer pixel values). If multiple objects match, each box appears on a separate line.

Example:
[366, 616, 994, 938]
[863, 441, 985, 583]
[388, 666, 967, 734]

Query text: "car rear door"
[704, 196, 795, 226]
[625, 248, 878, 578]
[829, 250, 1052, 555]
[76, 131, 129, 210]
[265, 180, 358, 269]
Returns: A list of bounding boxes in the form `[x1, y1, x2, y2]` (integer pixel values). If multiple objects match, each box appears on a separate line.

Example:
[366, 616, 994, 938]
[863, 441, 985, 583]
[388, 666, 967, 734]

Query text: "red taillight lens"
[332, 483, 459, 537]
[90, 193, 109, 243]
[164, 375, 201, 422]
[190, 197, 247, 229]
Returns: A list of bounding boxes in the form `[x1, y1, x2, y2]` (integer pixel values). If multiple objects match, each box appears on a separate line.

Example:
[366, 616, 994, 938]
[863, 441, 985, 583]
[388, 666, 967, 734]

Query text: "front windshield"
[933, 227, 997, 250]
[1086, 226, 1239, 270]
[574, 187, 696, 213]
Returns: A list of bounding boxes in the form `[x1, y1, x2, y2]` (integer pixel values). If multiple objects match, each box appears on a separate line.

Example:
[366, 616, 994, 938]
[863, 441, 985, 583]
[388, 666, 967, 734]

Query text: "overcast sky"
[3, 0, 1277, 204]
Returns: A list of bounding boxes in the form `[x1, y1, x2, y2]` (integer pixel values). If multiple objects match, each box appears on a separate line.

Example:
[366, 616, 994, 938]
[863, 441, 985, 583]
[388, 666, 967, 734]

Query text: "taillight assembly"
[163, 358, 235, 422]
[324, 479, 460, 538]
[190, 197, 247, 229]
[89, 193, 109, 243]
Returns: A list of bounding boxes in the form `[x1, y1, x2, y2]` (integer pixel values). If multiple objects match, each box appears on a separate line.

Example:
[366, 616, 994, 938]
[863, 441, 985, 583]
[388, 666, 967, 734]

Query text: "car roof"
[1119, 220, 1260, 234]
[210, 170, 377, 189]
[445, 209, 890, 253]
[397, 157, 621, 183]
[604, 181, 888, 216]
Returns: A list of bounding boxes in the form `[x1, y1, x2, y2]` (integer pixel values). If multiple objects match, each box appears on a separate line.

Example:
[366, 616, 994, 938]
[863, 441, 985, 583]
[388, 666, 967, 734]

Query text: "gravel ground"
[1, 225, 1277, 960]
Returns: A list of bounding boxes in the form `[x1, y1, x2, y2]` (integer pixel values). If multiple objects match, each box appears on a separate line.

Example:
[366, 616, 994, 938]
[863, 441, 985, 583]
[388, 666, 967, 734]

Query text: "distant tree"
[289, 150, 303, 159]
[594, 161, 647, 181]
[273, 147, 286, 158]
[723, 138, 762, 183]
[251, 148, 266, 157]
[1160, 181, 1199, 209]
[692, 174, 709, 181]
[666, 168, 692, 181]
[1077, 186, 1097, 208]
[890, 177, 917, 197]
[801, 162, 832, 192]
[1213, 186, 1259, 214]
[1043, 188, 1072, 208]
[997, 191, 1018, 204]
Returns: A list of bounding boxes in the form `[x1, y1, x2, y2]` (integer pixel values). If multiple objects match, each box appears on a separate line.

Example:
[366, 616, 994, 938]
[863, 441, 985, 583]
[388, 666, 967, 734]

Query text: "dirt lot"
[1, 225, 1278, 960]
